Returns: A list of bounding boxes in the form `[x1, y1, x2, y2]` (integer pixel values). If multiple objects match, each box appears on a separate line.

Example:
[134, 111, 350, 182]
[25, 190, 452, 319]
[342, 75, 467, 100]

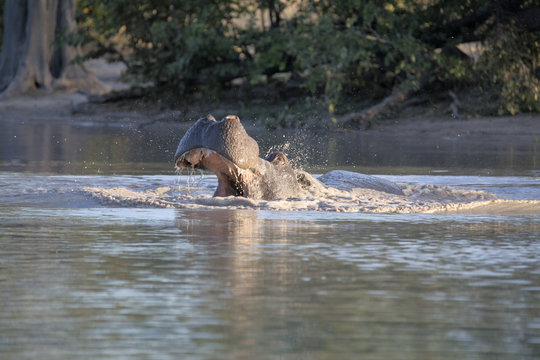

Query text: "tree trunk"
[0, 0, 109, 99]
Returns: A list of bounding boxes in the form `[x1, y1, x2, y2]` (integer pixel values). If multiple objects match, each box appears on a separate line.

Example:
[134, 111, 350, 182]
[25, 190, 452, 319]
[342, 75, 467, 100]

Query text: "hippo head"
[175, 115, 303, 199]
[175, 115, 262, 197]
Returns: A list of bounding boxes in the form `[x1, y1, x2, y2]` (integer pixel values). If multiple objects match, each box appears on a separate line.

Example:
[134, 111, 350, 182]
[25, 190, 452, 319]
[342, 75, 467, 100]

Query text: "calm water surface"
[1, 116, 538, 175]
[1, 118, 539, 359]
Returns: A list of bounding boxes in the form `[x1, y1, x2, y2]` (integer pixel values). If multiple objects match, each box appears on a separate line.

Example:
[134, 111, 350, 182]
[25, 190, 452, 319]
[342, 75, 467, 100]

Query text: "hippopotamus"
[174, 115, 404, 200]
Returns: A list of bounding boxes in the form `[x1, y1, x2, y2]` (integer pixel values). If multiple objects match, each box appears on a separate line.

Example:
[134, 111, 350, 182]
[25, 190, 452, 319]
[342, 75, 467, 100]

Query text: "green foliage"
[77, 0, 245, 92]
[475, 24, 540, 115]
[74, 0, 540, 117]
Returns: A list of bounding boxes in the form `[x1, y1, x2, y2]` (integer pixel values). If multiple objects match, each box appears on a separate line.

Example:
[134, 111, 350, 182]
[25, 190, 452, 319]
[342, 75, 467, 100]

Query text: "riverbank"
[1, 88, 539, 144]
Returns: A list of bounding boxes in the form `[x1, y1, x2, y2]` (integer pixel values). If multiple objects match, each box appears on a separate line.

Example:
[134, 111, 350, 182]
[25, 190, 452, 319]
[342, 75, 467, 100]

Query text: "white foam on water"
[2, 171, 536, 214]
[81, 173, 540, 215]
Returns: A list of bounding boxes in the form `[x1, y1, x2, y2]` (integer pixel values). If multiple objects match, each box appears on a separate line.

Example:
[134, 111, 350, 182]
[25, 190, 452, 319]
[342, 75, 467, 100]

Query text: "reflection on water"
[1, 207, 539, 359]
[0, 119, 179, 174]
[0, 118, 538, 175]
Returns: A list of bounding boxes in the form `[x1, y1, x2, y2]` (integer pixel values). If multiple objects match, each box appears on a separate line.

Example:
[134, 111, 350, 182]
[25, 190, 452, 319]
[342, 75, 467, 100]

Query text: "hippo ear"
[206, 114, 217, 122]
[265, 152, 290, 166]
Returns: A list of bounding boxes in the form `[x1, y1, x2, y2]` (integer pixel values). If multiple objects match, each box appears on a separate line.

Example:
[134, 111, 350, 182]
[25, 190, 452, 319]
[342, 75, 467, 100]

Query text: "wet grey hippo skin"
[174, 115, 403, 200]
[175, 115, 301, 199]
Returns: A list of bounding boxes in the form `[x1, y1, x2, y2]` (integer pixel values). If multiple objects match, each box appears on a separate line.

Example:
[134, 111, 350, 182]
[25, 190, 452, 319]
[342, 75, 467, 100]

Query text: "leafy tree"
[475, 23, 540, 114]
[73, 0, 540, 122]
[76, 0, 246, 93]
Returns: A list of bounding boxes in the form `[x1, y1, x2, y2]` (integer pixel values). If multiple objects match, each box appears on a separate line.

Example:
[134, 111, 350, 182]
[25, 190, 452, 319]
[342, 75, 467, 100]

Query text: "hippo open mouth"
[174, 115, 303, 200]
[174, 114, 275, 198]
[175, 147, 253, 197]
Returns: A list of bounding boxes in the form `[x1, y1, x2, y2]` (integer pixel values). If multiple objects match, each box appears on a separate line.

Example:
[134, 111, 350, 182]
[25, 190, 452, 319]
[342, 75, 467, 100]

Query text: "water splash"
[80, 173, 540, 215]
[259, 130, 328, 170]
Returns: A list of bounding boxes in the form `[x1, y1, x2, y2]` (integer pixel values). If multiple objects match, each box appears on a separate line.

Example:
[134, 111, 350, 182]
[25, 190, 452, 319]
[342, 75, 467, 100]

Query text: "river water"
[1, 118, 539, 359]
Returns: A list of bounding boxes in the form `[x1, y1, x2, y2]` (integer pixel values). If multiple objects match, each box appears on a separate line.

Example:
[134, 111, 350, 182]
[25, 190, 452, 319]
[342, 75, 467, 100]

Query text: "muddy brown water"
[1, 118, 539, 359]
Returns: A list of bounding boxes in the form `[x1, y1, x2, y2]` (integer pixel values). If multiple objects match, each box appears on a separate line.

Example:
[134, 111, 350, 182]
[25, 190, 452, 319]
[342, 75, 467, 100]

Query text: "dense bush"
[475, 23, 540, 114]
[73, 0, 539, 117]
[75, 0, 244, 92]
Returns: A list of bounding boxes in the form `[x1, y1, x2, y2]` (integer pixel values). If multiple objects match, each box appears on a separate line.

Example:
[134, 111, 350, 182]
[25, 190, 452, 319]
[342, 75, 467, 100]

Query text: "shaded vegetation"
[0, 0, 4, 48]
[14, 0, 540, 125]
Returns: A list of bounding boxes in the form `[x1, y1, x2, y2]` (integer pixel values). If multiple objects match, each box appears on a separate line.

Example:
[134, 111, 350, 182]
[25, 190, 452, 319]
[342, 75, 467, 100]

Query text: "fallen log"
[338, 74, 429, 128]
[338, 85, 413, 128]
